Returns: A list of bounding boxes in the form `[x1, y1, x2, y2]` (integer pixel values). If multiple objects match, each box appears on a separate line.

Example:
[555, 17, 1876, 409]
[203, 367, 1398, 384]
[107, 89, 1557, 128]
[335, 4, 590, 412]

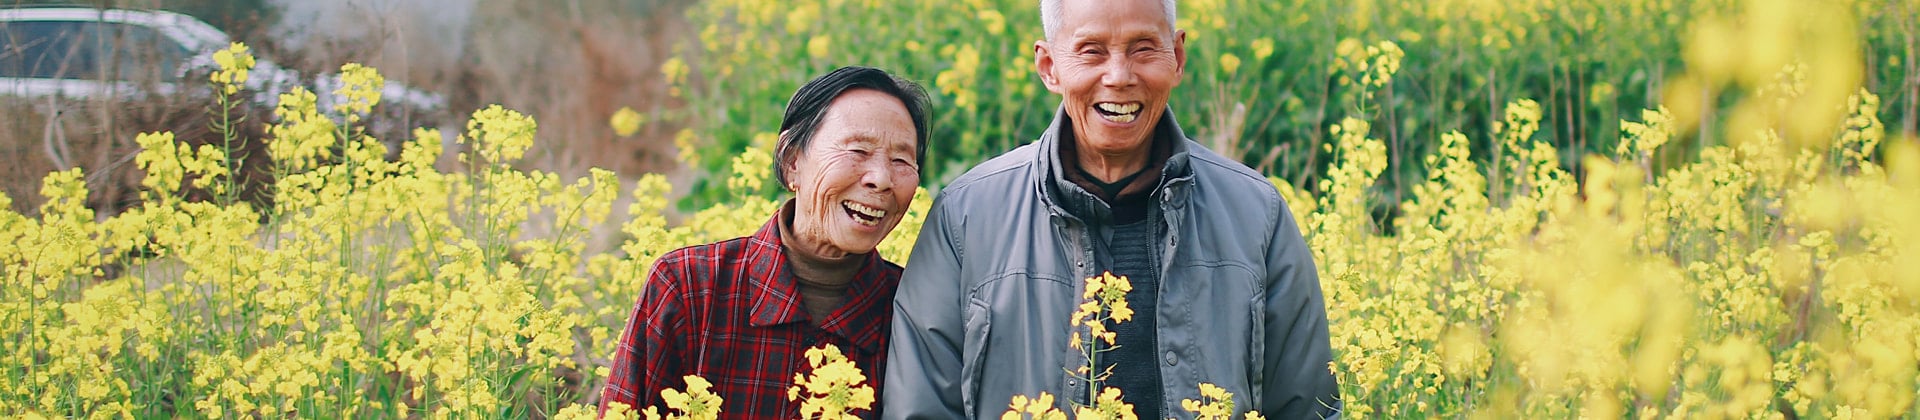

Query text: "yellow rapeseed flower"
[978, 9, 1006, 36]
[332, 63, 385, 119]
[1219, 53, 1241, 76]
[462, 105, 538, 164]
[1181, 383, 1237, 419]
[808, 35, 832, 59]
[268, 87, 338, 172]
[728, 146, 774, 195]
[611, 106, 646, 137]
[788, 345, 876, 419]
[209, 42, 255, 95]
[1001, 393, 1067, 420]
[1251, 38, 1275, 62]
[935, 44, 981, 109]
[662, 375, 724, 420]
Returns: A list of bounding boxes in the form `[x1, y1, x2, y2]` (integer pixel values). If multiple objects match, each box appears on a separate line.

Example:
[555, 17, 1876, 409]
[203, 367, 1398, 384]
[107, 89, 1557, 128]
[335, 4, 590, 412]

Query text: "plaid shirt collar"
[742, 200, 895, 353]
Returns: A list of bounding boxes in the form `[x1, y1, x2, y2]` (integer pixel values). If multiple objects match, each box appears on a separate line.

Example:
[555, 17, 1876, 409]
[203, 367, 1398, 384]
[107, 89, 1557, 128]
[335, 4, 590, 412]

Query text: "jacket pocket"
[1247, 295, 1266, 404]
[961, 296, 992, 418]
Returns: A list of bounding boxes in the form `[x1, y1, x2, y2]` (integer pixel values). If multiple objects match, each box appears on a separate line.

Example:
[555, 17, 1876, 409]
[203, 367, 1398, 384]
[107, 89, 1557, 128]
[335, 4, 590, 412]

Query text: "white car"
[0, 7, 447, 135]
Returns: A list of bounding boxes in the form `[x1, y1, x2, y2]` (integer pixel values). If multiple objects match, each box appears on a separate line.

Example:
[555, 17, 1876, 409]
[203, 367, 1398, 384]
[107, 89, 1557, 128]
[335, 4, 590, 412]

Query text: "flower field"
[5, 0, 1920, 418]
[660, 0, 1918, 207]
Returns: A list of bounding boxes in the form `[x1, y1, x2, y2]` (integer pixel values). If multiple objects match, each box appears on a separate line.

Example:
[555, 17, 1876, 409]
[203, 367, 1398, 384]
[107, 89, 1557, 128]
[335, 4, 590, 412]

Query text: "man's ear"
[1172, 29, 1188, 79]
[1035, 40, 1063, 94]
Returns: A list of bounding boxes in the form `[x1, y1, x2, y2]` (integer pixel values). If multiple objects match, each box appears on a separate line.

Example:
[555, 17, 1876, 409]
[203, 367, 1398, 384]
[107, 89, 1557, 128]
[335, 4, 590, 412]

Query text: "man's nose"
[1101, 56, 1138, 88]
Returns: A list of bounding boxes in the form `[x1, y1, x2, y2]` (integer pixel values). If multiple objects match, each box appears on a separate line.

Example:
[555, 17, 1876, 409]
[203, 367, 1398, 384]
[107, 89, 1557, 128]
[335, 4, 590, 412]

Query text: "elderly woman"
[601, 66, 930, 418]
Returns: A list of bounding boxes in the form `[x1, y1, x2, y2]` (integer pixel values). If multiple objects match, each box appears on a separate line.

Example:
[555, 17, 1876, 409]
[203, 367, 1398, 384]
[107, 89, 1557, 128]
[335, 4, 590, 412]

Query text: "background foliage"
[660, 0, 1919, 210]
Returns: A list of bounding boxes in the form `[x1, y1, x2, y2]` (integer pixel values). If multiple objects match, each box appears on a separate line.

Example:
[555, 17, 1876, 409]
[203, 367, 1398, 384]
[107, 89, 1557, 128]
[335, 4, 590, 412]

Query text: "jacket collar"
[744, 201, 894, 353]
[1036, 106, 1194, 222]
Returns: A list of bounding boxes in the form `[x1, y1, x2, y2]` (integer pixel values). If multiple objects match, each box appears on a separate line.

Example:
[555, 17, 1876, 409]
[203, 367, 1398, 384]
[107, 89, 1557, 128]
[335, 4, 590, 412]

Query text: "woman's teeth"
[843, 201, 885, 226]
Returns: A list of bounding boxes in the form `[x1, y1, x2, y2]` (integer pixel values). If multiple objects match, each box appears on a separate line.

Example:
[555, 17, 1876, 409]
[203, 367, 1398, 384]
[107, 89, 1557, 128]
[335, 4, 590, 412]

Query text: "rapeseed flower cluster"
[209, 42, 254, 95]
[1182, 384, 1264, 420]
[1001, 272, 1266, 419]
[611, 106, 646, 137]
[332, 63, 384, 121]
[654, 376, 724, 420]
[788, 345, 876, 419]
[2, 47, 678, 417]
[266, 88, 338, 173]
[1068, 271, 1134, 357]
[462, 105, 537, 165]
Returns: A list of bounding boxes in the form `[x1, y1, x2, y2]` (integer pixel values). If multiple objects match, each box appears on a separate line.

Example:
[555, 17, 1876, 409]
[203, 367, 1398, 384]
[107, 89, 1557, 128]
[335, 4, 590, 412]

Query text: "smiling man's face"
[1035, 0, 1185, 161]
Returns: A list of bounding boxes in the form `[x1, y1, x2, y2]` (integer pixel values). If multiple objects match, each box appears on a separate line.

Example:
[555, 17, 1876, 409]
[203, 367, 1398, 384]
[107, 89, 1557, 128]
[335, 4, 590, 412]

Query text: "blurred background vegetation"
[3, 0, 1916, 218]
[659, 0, 1918, 214]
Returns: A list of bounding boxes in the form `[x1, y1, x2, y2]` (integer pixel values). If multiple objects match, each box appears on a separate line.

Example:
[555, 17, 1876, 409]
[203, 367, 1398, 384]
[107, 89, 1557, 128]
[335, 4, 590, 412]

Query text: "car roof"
[0, 7, 230, 51]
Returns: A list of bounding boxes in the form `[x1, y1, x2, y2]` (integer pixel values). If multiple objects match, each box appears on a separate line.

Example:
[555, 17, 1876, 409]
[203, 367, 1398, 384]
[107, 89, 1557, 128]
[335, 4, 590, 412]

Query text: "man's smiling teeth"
[1095, 102, 1140, 123]
[1097, 102, 1141, 114]
[843, 201, 885, 226]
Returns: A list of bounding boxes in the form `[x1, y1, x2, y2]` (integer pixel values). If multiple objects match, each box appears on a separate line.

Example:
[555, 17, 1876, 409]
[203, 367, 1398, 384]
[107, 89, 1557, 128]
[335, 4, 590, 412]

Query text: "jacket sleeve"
[882, 196, 969, 419]
[601, 256, 688, 416]
[1258, 198, 1343, 419]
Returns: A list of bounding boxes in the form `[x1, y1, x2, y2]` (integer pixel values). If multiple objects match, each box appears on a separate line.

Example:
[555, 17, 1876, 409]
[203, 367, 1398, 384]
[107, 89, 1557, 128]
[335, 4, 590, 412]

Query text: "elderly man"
[883, 0, 1340, 418]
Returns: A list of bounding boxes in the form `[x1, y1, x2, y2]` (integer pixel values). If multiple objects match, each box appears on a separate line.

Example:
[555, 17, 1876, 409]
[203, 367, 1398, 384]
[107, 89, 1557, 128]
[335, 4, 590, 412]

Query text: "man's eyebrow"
[1070, 28, 1166, 43]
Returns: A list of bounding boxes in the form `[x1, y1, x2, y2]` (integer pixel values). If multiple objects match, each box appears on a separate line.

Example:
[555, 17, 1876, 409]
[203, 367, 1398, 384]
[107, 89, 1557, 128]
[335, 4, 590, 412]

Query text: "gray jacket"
[883, 109, 1340, 419]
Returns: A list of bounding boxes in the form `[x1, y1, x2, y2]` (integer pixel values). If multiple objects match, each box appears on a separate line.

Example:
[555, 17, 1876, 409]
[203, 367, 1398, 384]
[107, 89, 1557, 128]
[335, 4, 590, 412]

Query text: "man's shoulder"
[940, 141, 1041, 196]
[1183, 140, 1282, 205]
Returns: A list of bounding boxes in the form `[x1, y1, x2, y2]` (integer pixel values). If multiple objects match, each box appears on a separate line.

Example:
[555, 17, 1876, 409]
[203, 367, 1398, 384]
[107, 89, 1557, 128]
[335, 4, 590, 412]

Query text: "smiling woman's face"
[786, 88, 921, 258]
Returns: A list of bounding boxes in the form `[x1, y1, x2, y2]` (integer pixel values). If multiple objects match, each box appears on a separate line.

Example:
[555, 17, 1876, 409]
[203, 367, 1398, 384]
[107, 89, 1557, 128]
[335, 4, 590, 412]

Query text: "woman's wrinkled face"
[786, 88, 921, 258]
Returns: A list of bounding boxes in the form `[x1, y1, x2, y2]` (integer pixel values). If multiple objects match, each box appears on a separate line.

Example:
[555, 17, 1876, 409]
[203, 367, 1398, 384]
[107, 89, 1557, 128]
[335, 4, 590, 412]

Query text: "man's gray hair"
[1040, 0, 1177, 41]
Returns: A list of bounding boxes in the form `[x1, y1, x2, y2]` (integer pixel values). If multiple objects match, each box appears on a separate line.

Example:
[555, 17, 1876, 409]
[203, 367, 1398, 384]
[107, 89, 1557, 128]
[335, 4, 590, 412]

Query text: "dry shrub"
[263, 0, 695, 179]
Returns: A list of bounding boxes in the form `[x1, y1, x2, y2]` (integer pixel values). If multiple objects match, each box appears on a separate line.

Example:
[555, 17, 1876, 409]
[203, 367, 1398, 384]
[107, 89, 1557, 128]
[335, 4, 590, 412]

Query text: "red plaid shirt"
[601, 211, 902, 418]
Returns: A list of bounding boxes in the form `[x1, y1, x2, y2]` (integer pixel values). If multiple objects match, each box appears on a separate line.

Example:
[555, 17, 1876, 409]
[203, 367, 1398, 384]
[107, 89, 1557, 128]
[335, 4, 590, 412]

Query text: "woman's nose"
[861, 160, 893, 191]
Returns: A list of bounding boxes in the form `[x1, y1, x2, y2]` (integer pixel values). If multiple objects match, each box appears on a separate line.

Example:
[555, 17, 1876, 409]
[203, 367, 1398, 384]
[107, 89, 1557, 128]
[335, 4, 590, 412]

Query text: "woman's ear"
[777, 129, 799, 191]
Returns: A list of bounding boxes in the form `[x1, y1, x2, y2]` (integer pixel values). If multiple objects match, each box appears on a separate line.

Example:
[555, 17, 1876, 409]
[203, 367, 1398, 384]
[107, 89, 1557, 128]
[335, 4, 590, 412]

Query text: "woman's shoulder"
[646, 235, 769, 291]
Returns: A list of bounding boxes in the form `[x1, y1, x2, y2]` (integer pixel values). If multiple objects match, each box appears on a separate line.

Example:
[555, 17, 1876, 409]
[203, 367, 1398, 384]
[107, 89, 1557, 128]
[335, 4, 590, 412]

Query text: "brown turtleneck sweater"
[778, 205, 865, 326]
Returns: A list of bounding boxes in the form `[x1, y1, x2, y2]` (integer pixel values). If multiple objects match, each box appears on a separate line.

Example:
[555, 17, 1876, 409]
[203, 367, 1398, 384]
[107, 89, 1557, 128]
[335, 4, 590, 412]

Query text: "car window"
[100, 22, 194, 83]
[0, 21, 105, 80]
[0, 23, 12, 77]
[0, 22, 20, 77]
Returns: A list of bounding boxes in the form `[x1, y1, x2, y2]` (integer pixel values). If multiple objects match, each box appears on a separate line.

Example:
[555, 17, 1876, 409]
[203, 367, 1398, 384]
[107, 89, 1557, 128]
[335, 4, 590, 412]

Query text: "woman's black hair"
[774, 66, 932, 188]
